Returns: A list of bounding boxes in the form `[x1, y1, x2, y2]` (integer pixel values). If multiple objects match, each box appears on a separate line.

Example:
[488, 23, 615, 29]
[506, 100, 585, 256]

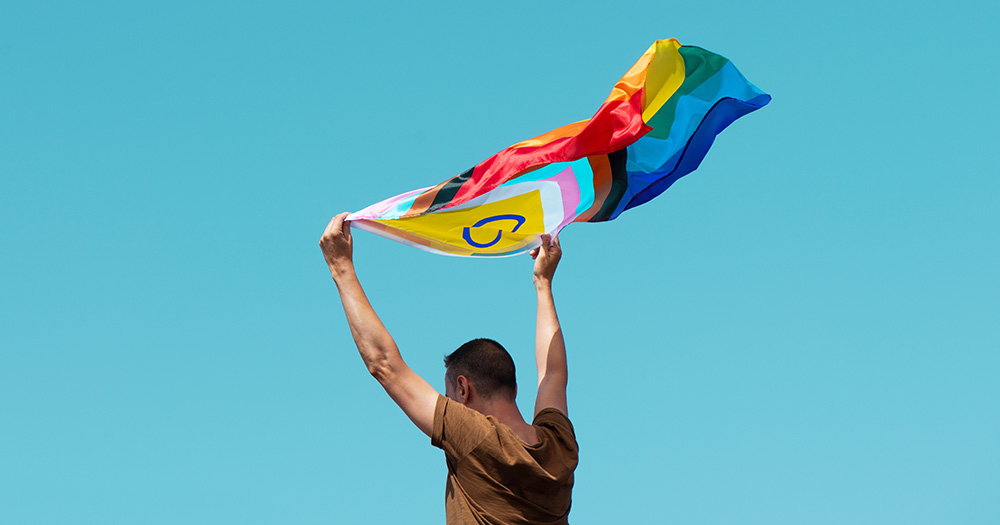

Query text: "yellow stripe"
[641, 39, 686, 123]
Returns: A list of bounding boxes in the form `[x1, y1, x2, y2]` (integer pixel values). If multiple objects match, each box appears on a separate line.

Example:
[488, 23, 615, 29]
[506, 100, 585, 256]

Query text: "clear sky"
[2, 1, 998, 523]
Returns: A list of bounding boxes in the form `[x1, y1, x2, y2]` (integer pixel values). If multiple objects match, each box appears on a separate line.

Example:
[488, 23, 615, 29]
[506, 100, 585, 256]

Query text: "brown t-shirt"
[431, 395, 578, 525]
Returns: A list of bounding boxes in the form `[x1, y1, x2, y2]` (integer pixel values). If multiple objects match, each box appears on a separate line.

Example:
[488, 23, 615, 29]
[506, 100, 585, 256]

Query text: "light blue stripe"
[627, 61, 767, 175]
[500, 158, 595, 217]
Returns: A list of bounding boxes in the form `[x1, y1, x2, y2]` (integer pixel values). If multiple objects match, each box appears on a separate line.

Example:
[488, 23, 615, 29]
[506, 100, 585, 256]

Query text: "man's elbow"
[366, 358, 390, 382]
[366, 356, 403, 385]
[538, 370, 568, 388]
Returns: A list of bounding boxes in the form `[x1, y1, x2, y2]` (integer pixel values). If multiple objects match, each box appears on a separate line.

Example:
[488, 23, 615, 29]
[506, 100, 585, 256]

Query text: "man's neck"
[474, 398, 539, 445]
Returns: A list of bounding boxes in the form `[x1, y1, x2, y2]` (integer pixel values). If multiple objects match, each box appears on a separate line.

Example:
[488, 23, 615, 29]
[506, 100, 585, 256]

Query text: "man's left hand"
[320, 212, 355, 279]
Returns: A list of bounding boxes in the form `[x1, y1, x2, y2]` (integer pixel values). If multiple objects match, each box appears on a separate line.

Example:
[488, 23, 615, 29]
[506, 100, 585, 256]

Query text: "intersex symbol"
[462, 214, 527, 248]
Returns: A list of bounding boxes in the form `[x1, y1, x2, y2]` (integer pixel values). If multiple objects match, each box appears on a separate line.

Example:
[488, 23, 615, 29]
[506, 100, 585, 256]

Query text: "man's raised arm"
[320, 213, 439, 436]
[530, 234, 568, 417]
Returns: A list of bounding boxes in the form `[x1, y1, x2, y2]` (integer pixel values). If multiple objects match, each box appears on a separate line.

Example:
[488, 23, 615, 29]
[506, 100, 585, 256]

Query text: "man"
[320, 212, 578, 524]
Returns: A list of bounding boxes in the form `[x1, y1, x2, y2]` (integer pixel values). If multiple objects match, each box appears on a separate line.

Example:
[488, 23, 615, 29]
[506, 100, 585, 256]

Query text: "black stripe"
[427, 166, 474, 213]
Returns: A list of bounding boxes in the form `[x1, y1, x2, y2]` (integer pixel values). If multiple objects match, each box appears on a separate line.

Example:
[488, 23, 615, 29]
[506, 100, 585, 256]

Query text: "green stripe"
[644, 46, 730, 139]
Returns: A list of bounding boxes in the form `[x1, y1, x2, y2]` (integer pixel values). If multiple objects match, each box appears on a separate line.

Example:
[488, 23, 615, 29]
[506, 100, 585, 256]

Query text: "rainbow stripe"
[348, 39, 770, 256]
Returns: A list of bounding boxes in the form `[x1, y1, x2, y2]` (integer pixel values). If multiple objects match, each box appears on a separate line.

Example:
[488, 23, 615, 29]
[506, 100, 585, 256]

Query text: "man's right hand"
[320, 212, 355, 280]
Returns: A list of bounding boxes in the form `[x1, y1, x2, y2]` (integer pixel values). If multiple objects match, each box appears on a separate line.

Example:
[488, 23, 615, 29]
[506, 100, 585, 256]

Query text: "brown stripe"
[575, 155, 613, 223]
[404, 181, 449, 217]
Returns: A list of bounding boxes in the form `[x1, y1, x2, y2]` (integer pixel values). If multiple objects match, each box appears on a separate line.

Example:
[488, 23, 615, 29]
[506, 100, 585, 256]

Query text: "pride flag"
[348, 39, 770, 256]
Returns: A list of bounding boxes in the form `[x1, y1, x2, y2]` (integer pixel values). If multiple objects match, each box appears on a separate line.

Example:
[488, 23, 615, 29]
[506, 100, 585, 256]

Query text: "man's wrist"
[330, 262, 357, 283]
[533, 277, 553, 290]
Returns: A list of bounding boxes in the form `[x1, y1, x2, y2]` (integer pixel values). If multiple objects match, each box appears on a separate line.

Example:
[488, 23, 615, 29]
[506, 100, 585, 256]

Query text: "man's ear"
[456, 375, 470, 404]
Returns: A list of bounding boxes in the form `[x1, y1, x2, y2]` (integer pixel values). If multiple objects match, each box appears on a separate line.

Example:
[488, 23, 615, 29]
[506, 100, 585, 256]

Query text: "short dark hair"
[444, 338, 517, 401]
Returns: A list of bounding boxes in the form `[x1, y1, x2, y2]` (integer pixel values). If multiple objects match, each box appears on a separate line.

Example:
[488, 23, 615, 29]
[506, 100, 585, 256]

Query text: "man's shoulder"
[431, 395, 496, 455]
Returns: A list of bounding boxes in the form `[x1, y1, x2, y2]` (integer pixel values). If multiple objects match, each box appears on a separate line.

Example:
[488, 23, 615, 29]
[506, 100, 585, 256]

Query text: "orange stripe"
[503, 43, 657, 151]
[606, 44, 656, 104]
[508, 120, 589, 149]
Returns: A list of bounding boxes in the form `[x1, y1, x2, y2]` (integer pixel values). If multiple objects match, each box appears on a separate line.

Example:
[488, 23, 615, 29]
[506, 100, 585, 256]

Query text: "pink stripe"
[545, 165, 581, 229]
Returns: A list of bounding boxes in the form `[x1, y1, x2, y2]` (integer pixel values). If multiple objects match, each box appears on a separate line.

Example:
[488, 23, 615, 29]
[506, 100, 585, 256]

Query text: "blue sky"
[2, 1, 998, 523]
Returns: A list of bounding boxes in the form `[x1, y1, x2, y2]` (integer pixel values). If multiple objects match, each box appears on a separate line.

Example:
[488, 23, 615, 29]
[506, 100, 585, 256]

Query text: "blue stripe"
[609, 95, 770, 219]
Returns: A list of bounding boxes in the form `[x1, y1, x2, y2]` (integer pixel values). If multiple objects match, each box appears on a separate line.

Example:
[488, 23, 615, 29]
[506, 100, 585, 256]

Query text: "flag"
[348, 39, 770, 257]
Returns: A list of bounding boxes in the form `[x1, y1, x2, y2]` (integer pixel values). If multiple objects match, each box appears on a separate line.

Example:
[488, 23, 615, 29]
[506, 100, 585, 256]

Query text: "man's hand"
[530, 234, 562, 285]
[320, 212, 354, 280]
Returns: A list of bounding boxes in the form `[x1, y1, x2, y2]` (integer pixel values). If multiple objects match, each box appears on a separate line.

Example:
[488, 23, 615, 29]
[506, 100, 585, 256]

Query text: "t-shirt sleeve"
[533, 408, 579, 455]
[431, 395, 494, 461]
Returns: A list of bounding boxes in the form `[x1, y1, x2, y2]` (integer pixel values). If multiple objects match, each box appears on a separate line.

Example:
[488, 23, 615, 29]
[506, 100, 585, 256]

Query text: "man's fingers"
[338, 212, 352, 238]
[324, 212, 350, 237]
[322, 216, 337, 238]
[332, 212, 347, 236]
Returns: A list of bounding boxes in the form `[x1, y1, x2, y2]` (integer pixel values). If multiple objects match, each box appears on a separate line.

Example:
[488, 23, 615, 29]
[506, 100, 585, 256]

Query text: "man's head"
[444, 338, 517, 405]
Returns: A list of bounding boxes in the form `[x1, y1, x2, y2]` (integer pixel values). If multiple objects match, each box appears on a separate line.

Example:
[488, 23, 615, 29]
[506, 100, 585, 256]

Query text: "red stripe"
[447, 88, 650, 209]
